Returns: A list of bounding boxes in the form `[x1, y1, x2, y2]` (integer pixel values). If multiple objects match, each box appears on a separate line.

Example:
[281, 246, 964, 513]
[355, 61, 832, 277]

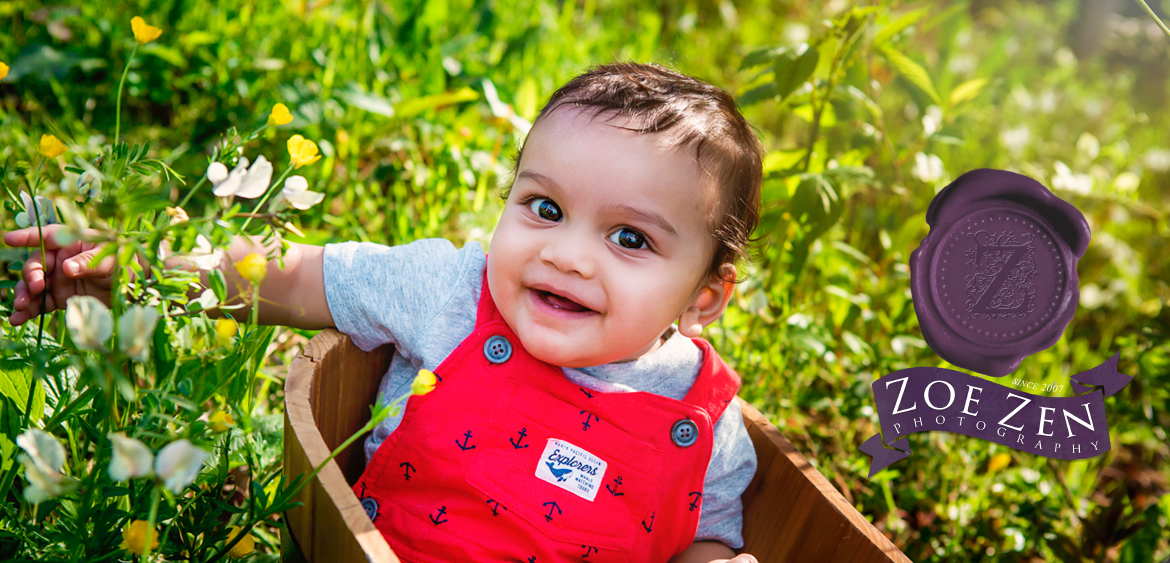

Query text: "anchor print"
[605, 476, 625, 496]
[358, 482, 378, 522]
[545, 462, 572, 482]
[642, 511, 655, 533]
[579, 410, 597, 431]
[581, 545, 598, 558]
[688, 491, 703, 512]
[579, 387, 594, 399]
[510, 428, 530, 449]
[430, 506, 448, 526]
[527, 558, 537, 563]
[542, 501, 562, 522]
[399, 461, 415, 481]
[456, 430, 477, 450]
[486, 498, 508, 517]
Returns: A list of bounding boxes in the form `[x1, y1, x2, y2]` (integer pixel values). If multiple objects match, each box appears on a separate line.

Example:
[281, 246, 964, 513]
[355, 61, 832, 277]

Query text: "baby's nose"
[539, 236, 596, 278]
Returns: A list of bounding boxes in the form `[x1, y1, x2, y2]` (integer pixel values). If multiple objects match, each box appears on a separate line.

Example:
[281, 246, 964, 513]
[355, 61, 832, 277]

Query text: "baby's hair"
[504, 62, 764, 283]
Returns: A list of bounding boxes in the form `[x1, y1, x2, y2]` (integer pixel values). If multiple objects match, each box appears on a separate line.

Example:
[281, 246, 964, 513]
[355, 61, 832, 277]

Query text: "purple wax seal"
[909, 169, 1091, 376]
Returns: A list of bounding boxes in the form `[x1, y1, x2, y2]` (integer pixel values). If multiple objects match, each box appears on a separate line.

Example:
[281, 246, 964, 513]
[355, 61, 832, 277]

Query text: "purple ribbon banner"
[859, 354, 1131, 478]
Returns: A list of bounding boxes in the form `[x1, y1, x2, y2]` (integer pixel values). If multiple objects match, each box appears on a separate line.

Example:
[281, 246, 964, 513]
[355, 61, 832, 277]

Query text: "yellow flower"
[226, 526, 255, 558]
[287, 135, 321, 168]
[268, 103, 292, 126]
[235, 253, 267, 285]
[209, 411, 234, 433]
[214, 318, 238, 347]
[38, 134, 67, 158]
[121, 520, 159, 556]
[0, 62, 9, 81]
[987, 452, 1011, 473]
[411, 369, 437, 396]
[130, 16, 162, 45]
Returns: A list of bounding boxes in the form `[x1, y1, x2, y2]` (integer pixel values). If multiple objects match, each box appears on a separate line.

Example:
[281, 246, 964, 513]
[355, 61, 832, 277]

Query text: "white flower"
[277, 175, 325, 210]
[154, 439, 209, 494]
[211, 155, 273, 199]
[65, 296, 114, 350]
[911, 152, 945, 183]
[921, 105, 942, 137]
[117, 306, 160, 362]
[1000, 125, 1031, 157]
[1052, 161, 1092, 194]
[16, 429, 78, 503]
[1143, 148, 1170, 172]
[107, 433, 154, 481]
[15, 191, 59, 229]
[481, 79, 532, 134]
[190, 289, 219, 312]
[77, 170, 103, 198]
[188, 235, 225, 271]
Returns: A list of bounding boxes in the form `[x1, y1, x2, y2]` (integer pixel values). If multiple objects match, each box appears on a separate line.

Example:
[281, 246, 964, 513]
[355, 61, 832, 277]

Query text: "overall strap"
[681, 338, 742, 422]
[474, 269, 506, 327]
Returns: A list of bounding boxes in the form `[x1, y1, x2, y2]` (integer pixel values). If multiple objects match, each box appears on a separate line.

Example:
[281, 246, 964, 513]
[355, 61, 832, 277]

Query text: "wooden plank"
[740, 402, 911, 563]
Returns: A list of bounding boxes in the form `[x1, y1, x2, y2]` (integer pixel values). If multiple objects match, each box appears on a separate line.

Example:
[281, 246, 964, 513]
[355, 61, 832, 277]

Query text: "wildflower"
[178, 234, 225, 271]
[481, 79, 532, 134]
[268, 103, 293, 126]
[235, 253, 267, 285]
[209, 411, 234, 433]
[65, 296, 114, 350]
[1051, 161, 1092, 194]
[107, 433, 154, 481]
[211, 156, 273, 199]
[166, 206, 189, 225]
[191, 288, 219, 312]
[130, 16, 162, 45]
[154, 439, 208, 493]
[287, 135, 321, 168]
[411, 369, 437, 396]
[911, 152, 944, 183]
[14, 190, 59, 229]
[17, 429, 78, 503]
[215, 318, 238, 347]
[0, 62, 8, 81]
[118, 306, 160, 362]
[278, 175, 325, 210]
[226, 526, 255, 558]
[987, 453, 1011, 473]
[38, 134, 67, 158]
[121, 520, 159, 556]
[77, 170, 103, 198]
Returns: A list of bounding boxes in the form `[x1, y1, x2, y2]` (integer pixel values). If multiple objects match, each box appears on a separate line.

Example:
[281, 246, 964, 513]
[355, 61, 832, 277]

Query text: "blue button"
[671, 419, 698, 447]
[362, 497, 379, 521]
[484, 335, 513, 364]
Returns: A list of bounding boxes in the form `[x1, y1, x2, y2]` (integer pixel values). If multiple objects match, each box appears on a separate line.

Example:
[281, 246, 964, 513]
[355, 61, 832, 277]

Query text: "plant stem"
[1136, 0, 1170, 38]
[142, 486, 161, 561]
[114, 44, 139, 146]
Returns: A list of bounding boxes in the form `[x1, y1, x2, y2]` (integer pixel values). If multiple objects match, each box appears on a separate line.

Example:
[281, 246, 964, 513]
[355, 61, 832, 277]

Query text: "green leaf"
[772, 43, 819, 102]
[336, 84, 396, 118]
[394, 88, 480, 119]
[878, 45, 941, 104]
[0, 366, 44, 423]
[740, 45, 789, 69]
[873, 8, 930, 46]
[738, 82, 780, 107]
[949, 77, 989, 107]
[209, 270, 227, 303]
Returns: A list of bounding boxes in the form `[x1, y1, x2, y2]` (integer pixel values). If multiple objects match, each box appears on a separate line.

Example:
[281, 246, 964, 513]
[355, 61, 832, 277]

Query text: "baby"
[8, 63, 764, 563]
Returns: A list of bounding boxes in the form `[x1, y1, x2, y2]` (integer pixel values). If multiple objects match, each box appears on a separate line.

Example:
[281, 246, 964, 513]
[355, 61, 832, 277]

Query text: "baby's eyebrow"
[600, 203, 677, 237]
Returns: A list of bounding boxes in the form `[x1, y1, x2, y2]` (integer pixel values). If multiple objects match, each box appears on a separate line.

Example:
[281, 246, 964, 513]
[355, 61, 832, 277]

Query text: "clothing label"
[535, 438, 608, 501]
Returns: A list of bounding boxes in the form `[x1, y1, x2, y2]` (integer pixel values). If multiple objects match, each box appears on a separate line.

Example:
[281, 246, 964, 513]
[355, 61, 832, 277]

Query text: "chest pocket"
[465, 379, 665, 555]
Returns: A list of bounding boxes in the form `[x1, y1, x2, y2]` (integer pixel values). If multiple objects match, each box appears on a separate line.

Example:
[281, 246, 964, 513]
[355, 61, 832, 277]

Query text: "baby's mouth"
[536, 290, 593, 313]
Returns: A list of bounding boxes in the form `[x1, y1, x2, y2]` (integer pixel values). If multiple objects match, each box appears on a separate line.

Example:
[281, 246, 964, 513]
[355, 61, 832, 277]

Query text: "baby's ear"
[677, 264, 736, 338]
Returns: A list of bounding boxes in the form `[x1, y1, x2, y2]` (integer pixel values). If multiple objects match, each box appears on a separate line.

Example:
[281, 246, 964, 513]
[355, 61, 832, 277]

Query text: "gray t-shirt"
[323, 238, 757, 548]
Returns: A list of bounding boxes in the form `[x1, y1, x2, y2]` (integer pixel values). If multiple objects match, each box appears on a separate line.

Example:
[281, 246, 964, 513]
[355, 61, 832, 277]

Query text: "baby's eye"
[608, 228, 647, 250]
[528, 198, 562, 222]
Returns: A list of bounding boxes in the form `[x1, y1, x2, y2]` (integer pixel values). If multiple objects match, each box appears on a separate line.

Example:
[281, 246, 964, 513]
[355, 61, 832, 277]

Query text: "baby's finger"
[3, 225, 70, 250]
[21, 249, 59, 295]
[62, 247, 116, 278]
[8, 290, 59, 326]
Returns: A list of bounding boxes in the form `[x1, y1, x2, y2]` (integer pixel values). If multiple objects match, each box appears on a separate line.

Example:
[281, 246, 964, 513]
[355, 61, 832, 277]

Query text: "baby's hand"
[713, 555, 758, 563]
[4, 225, 115, 326]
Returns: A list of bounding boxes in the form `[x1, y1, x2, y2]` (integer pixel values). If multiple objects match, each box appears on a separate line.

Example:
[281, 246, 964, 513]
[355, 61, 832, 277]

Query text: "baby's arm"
[5, 226, 333, 330]
[670, 541, 757, 563]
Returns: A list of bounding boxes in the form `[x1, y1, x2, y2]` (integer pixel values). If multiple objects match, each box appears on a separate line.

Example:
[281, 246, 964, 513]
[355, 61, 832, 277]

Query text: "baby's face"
[487, 107, 726, 368]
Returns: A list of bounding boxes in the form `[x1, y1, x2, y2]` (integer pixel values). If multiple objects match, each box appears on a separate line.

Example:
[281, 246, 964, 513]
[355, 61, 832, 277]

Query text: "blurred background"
[1, 0, 1168, 560]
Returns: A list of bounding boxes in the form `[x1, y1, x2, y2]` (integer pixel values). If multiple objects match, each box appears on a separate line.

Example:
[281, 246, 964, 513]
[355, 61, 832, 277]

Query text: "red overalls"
[353, 277, 741, 562]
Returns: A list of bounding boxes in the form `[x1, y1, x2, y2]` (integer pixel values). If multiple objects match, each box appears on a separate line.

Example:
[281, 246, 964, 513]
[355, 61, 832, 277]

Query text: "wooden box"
[282, 329, 910, 562]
